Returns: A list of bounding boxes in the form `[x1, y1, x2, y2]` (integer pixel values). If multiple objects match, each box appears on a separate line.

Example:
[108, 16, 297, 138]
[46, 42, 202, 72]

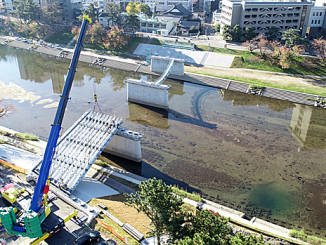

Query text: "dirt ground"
[90, 194, 153, 236]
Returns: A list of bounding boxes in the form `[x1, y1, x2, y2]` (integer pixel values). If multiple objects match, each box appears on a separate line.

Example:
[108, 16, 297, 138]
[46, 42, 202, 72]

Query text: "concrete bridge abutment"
[126, 56, 184, 109]
[104, 128, 142, 162]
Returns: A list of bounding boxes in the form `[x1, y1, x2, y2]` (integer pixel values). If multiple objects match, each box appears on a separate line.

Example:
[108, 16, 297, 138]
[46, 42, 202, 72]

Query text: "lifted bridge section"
[32, 111, 122, 193]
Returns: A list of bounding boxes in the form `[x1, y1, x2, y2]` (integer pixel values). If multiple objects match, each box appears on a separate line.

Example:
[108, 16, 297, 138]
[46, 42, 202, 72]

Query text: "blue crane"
[30, 17, 89, 212]
[0, 16, 91, 239]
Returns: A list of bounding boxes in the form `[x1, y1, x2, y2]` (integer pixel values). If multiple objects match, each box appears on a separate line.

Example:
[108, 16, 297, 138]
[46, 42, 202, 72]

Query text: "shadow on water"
[127, 102, 217, 130]
[100, 153, 202, 195]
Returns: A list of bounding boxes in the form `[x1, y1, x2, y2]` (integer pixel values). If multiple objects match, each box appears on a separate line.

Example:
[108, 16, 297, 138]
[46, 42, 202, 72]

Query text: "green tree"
[282, 28, 306, 48]
[266, 26, 279, 41]
[175, 210, 265, 245]
[222, 24, 232, 41]
[215, 23, 220, 33]
[125, 178, 185, 245]
[105, 3, 123, 26]
[82, 4, 98, 22]
[139, 3, 152, 17]
[125, 13, 140, 33]
[244, 26, 256, 41]
[126, 1, 140, 14]
[41, 2, 64, 27]
[12, 0, 41, 23]
[232, 24, 242, 42]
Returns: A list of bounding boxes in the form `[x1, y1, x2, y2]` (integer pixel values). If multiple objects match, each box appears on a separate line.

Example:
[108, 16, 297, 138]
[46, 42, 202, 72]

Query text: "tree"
[282, 28, 306, 48]
[232, 24, 242, 42]
[215, 24, 220, 33]
[125, 178, 185, 245]
[41, 2, 64, 27]
[175, 210, 265, 245]
[82, 4, 99, 23]
[266, 26, 279, 41]
[256, 33, 269, 57]
[105, 3, 123, 26]
[312, 37, 326, 62]
[102, 25, 129, 51]
[126, 1, 140, 14]
[125, 13, 140, 33]
[12, 0, 41, 23]
[242, 40, 258, 53]
[244, 26, 256, 41]
[278, 46, 291, 69]
[87, 22, 106, 44]
[139, 3, 152, 17]
[222, 24, 232, 41]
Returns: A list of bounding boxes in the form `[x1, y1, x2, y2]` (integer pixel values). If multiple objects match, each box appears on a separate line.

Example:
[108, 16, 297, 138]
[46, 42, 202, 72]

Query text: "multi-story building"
[306, 0, 326, 36]
[139, 15, 177, 35]
[144, 0, 193, 13]
[220, 0, 313, 37]
[0, 0, 13, 13]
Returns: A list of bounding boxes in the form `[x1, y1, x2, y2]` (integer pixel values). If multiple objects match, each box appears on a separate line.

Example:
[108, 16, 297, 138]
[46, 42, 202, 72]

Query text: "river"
[0, 45, 326, 237]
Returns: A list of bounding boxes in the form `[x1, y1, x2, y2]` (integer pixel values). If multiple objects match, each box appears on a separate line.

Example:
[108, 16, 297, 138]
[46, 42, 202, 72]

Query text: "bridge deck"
[33, 111, 122, 193]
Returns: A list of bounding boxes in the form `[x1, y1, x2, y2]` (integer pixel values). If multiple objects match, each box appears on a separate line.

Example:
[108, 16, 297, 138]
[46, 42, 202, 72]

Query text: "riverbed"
[0, 45, 325, 237]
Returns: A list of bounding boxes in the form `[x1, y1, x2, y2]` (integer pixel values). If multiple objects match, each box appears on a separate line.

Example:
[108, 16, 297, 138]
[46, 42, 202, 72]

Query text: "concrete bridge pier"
[104, 128, 143, 162]
[126, 56, 184, 109]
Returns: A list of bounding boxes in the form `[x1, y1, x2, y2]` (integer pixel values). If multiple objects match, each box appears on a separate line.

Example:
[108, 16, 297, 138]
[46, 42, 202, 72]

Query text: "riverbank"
[0, 125, 315, 245]
[0, 36, 325, 107]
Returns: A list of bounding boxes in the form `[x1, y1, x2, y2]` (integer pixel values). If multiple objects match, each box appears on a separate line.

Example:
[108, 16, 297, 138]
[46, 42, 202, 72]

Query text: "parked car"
[22, 38, 27, 42]
[73, 230, 101, 245]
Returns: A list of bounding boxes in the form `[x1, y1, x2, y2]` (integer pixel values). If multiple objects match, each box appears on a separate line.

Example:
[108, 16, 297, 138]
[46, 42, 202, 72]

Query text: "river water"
[0, 45, 326, 237]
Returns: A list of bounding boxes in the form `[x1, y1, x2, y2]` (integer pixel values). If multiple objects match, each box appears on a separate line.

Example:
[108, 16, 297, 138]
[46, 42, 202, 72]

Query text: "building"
[144, 0, 193, 13]
[306, 0, 326, 37]
[212, 10, 221, 25]
[220, 0, 313, 37]
[139, 15, 177, 35]
[0, 0, 13, 13]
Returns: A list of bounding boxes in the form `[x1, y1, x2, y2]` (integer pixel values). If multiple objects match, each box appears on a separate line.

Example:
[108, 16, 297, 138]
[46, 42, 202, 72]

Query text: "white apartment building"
[221, 0, 313, 37]
[144, 0, 193, 13]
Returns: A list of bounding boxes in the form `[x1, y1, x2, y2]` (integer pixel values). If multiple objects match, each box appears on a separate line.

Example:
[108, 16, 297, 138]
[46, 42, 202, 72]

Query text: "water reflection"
[289, 104, 326, 151]
[127, 103, 170, 130]
[219, 89, 294, 112]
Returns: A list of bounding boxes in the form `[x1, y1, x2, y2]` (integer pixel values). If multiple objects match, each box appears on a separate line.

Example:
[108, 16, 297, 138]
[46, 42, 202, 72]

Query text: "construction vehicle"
[0, 16, 90, 242]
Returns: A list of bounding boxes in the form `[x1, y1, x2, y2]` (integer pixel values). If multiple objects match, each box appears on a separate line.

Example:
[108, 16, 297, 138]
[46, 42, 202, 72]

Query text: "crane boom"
[30, 18, 89, 212]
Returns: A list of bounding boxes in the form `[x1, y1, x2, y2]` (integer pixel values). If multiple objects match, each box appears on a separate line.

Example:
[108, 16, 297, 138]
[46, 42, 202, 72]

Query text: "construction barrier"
[96, 219, 126, 243]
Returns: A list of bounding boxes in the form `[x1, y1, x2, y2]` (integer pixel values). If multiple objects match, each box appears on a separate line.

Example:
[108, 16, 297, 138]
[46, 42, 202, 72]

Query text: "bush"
[301, 57, 317, 69]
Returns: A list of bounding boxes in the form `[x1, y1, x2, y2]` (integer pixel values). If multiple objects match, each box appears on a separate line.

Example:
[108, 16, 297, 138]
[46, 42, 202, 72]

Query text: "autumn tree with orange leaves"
[102, 26, 129, 51]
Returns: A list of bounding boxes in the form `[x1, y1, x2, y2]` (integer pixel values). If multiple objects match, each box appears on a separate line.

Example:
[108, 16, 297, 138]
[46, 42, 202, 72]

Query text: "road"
[135, 30, 248, 51]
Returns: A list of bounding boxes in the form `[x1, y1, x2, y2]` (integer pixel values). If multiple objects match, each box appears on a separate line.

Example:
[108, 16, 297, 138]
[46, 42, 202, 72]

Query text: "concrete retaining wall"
[104, 128, 142, 162]
[151, 56, 184, 76]
[126, 79, 170, 109]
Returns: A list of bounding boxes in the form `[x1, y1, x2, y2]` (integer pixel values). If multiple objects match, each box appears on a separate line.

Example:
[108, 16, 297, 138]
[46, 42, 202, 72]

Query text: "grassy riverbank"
[185, 66, 326, 97]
